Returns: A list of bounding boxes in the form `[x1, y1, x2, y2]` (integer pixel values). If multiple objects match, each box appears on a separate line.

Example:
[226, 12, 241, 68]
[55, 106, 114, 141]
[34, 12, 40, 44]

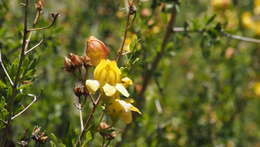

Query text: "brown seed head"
[69, 53, 83, 67]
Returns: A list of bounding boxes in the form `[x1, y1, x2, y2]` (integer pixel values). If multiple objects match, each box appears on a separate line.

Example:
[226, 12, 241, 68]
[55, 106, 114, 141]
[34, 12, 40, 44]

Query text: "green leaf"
[49, 133, 66, 147]
[0, 80, 6, 88]
[82, 131, 93, 146]
[206, 15, 216, 25]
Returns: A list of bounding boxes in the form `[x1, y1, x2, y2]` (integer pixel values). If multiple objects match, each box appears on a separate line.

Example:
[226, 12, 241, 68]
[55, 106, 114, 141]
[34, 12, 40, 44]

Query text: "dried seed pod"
[74, 82, 88, 97]
[64, 56, 74, 72]
[32, 126, 48, 144]
[69, 53, 83, 67]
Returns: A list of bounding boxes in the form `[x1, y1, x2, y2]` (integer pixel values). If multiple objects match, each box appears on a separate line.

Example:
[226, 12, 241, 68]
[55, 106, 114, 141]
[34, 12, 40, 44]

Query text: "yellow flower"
[254, 0, 260, 15]
[123, 33, 137, 54]
[107, 99, 141, 124]
[253, 82, 260, 96]
[211, 0, 231, 10]
[242, 12, 255, 29]
[94, 59, 121, 86]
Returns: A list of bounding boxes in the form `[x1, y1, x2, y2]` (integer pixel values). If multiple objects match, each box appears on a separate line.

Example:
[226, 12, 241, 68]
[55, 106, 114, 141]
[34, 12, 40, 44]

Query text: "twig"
[221, 31, 260, 44]
[0, 119, 7, 125]
[76, 94, 102, 146]
[78, 103, 84, 132]
[24, 39, 43, 55]
[28, 13, 59, 32]
[116, 1, 135, 62]
[11, 93, 37, 120]
[173, 27, 260, 44]
[89, 94, 96, 105]
[0, 51, 14, 86]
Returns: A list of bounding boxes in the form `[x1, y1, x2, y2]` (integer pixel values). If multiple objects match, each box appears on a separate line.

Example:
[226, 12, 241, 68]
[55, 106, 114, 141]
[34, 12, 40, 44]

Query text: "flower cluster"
[65, 36, 141, 124]
[86, 59, 141, 124]
[242, 0, 260, 35]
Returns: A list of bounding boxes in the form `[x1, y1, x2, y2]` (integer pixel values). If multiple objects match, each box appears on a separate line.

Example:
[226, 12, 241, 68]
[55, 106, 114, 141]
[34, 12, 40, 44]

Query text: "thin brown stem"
[28, 13, 59, 32]
[116, 10, 131, 62]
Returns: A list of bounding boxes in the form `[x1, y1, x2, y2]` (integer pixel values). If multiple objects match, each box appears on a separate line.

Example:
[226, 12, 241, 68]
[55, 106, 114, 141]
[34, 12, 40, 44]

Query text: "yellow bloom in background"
[254, 0, 260, 15]
[122, 33, 137, 54]
[94, 59, 121, 86]
[242, 12, 255, 30]
[254, 82, 260, 96]
[107, 99, 141, 124]
[211, 0, 231, 10]
[241, 0, 260, 35]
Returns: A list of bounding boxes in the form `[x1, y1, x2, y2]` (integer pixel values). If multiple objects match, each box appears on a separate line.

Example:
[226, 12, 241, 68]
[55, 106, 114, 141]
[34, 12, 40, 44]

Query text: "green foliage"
[0, 0, 260, 146]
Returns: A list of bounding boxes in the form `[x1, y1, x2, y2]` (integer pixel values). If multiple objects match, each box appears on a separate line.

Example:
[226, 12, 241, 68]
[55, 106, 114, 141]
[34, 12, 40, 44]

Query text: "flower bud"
[85, 36, 110, 66]
[94, 59, 121, 86]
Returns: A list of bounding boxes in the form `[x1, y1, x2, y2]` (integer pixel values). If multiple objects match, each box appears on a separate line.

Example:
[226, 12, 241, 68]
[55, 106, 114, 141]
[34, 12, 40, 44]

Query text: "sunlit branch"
[173, 27, 260, 44]
[11, 93, 37, 120]
[24, 39, 43, 55]
[0, 51, 14, 86]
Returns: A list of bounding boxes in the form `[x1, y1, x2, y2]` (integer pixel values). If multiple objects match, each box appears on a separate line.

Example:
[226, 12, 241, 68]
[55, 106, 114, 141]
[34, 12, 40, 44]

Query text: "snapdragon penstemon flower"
[85, 59, 141, 124]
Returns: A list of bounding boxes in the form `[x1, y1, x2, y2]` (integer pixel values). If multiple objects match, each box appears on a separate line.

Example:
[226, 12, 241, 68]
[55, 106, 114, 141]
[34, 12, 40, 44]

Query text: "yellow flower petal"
[121, 77, 133, 87]
[94, 59, 121, 86]
[129, 106, 142, 114]
[103, 83, 116, 97]
[115, 83, 129, 97]
[125, 98, 135, 104]
[85, 80, 100, 94]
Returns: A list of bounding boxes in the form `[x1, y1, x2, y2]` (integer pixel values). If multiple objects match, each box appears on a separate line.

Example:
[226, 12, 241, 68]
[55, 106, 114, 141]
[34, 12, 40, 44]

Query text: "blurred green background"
[0, 0, 260, 146]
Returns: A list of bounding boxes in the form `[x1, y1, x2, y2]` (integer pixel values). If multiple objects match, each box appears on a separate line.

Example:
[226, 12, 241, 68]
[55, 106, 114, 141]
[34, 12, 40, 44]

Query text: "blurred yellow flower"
[241, 0, 260, 35]
[94, 59, 121, 86]
[254, 0, 260, 15]
[107, 99, 141, 124]
[211, 0, 231, 10]
[254, 82, 260, 96]
[123, 33, 137, 54]
[242, 12, 255, 29]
